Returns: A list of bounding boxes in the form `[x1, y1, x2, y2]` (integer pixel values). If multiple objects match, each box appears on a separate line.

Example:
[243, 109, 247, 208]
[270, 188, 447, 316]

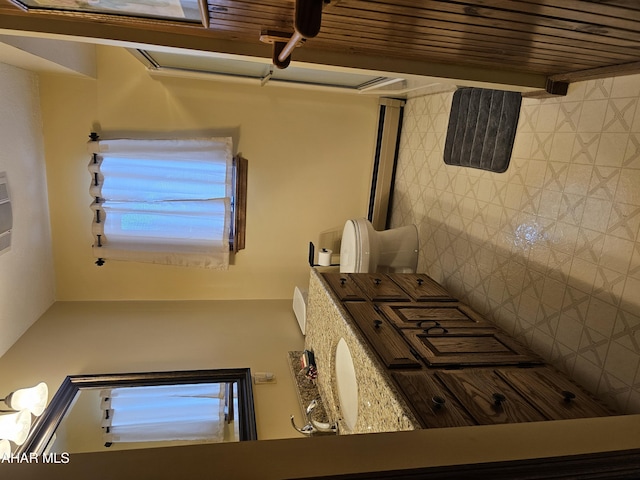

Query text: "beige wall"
[0, 299, 305, 441]
[0, 63, 55, 358]
[38, 45, 378, 301]
[0, 41, 377, 449]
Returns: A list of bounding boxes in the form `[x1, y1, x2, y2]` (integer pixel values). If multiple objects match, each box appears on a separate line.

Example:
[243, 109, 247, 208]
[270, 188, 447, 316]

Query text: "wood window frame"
[230, 155, 247, 253]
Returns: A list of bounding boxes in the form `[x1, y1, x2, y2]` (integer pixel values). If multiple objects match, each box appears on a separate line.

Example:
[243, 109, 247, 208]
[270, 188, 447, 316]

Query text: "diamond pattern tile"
[392, 74, 640, 414]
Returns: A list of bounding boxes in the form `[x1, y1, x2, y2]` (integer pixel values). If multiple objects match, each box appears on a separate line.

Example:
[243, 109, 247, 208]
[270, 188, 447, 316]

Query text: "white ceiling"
[0, 34, 96, 77]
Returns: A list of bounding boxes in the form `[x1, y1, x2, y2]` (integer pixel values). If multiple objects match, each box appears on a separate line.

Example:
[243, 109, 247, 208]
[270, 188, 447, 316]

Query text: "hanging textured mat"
[444, 88, 522, 173]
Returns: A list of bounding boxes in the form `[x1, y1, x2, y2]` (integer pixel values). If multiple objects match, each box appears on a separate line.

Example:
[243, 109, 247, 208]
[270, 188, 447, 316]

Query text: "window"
[88, 135, 246, 269]
[100, 383, 231, 446]
[16, 369, 257, 456]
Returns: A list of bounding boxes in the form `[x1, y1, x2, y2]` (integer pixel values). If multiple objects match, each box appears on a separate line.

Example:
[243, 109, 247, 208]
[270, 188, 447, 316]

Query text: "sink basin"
[335, 338, 358, 431]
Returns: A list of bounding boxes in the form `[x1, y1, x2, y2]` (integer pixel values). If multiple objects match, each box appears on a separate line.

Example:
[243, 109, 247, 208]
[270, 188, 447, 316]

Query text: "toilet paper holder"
[308, 242, 339, 267]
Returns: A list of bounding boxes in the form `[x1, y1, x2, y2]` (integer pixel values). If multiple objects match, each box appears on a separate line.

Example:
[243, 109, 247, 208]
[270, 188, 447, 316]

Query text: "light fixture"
[1, 382, 48, 416]
[0, 410, 31, 446]
[0, 439, 11, 458]
[0, 382, 48, 451]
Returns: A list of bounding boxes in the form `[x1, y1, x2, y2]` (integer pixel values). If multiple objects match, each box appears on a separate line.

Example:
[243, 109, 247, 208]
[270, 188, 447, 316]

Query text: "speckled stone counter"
[304, 268, 419, 434]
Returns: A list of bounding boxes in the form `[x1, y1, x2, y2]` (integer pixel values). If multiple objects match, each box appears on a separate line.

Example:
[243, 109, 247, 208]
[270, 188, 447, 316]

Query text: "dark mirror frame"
[16, 368, 257, 455]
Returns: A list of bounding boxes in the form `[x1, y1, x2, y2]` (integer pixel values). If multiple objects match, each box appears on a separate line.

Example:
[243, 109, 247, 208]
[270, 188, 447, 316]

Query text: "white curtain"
[88, 138, 233, 269]
[101, 384, 226, 444]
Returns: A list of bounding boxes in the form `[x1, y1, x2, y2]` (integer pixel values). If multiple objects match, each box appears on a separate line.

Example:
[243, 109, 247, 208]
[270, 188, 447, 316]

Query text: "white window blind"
[88, 137, 233, 269]
[101, 384, 226, 444]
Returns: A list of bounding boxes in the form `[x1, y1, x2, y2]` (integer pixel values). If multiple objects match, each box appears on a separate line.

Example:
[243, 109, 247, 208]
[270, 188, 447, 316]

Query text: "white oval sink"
[335, 338, 358, 431]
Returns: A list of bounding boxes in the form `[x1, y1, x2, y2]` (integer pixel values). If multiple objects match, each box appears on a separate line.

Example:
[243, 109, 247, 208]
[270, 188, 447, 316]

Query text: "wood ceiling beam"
[0, 9, 547, 90]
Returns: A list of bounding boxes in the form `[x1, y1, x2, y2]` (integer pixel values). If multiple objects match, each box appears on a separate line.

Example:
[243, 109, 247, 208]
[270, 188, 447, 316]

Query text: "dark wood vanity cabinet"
[350, 273, 412, 302]
[379, 302, 542, 367]
[322, 272, 455, 303]
[380, 302, 492, 329]
[434, 367, 614, 425]
[435, 369, 548, 425]
[394, 366, 613, 429]
[385, 273, 455, 301]
[322, 273, 367, 301]
[344, 302, 421, 369]
[403, 328, 541, 367]
[496, 367, 614, 420]
[392, 371, 476, 428]
[321, 272, 616, 428]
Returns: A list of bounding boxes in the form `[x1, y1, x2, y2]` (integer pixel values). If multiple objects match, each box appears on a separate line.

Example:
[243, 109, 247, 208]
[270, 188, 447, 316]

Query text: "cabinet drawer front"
[496, 368, 614, 420]
[405, 329, 541, 367]
[380, 302, 493, 329]
[345, 302, 421, 369]
[386, 274, 455, 302]
[351, 274, 411, 302]
[392, 371, 475, 428]
[322, 273, 366, 301]
[436, 370, 547, 424]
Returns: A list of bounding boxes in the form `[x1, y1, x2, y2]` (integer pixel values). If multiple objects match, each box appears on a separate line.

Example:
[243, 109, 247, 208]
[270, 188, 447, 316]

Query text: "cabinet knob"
[432, 395, 446, 410]
[373, 319, 383, 328]
[339, 277, 347, 286]
[417, 278, 424, 286]
[374, 278, 382, 286]
[562, 390, 576, 403]
[492, 393, 506, 407]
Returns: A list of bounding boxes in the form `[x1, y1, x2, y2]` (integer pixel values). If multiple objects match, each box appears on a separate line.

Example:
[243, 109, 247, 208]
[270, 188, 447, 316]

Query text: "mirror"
[16, 369, 257, 455]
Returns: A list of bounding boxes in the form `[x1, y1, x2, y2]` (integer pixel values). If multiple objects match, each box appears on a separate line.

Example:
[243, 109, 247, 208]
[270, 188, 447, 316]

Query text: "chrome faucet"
[290, 399, 338, 436]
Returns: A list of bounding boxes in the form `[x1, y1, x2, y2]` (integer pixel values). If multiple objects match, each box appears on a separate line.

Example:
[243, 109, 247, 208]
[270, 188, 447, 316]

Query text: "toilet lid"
[340, 218, 372, 273]
[339, 220, 359, 273]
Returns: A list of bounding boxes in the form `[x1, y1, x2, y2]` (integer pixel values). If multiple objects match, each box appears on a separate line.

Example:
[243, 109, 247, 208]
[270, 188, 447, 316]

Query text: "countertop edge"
[304, 268, 419, 434]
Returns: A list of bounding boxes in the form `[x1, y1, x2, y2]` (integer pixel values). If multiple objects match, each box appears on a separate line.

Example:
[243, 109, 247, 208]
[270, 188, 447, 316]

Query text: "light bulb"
[0, 410, 31, 445]
[0, 439, 11, 459]
[6, 382, 48, 417]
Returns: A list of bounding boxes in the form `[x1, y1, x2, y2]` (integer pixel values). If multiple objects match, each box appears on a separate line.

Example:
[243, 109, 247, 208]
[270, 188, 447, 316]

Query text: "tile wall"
[390, 75, 640, 413]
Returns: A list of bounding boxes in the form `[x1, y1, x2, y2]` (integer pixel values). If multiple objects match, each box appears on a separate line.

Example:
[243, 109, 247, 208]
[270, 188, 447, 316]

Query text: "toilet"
[339, 218, 418, 273]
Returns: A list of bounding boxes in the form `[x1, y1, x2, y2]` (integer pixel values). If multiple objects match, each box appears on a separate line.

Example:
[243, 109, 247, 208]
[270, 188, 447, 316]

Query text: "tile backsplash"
[391, 75, 640, 413]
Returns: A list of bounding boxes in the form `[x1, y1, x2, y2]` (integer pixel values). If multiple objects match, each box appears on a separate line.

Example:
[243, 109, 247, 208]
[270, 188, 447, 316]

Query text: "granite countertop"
[304, 268, 419, 434]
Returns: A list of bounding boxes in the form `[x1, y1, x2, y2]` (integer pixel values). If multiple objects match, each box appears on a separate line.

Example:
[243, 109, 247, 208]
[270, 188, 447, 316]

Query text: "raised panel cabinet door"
[321, 273, 366, 301]
[404, 328, 542, 367]
[386, 273, 455, 302]
[380, 302, 494, 329]
[496, 367, 615, 420]
[350, 274, 411, 302]
[436, 369, 547, 425]
[392, 371, 476, 428]
[344, 302, 421, 369]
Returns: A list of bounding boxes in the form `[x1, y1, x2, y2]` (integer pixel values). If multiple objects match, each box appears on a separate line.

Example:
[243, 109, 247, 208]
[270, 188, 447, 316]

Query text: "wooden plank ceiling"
[1, 0, 640, 90]
[208, 0, 640, 81]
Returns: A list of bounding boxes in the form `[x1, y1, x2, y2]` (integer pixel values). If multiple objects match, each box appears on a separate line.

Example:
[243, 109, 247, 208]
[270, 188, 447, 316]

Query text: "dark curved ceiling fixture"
[260, 0, 327, 69]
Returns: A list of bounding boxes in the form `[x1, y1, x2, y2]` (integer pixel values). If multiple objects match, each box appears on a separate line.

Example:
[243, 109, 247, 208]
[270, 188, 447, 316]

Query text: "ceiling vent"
[0, 172, 12, 255]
